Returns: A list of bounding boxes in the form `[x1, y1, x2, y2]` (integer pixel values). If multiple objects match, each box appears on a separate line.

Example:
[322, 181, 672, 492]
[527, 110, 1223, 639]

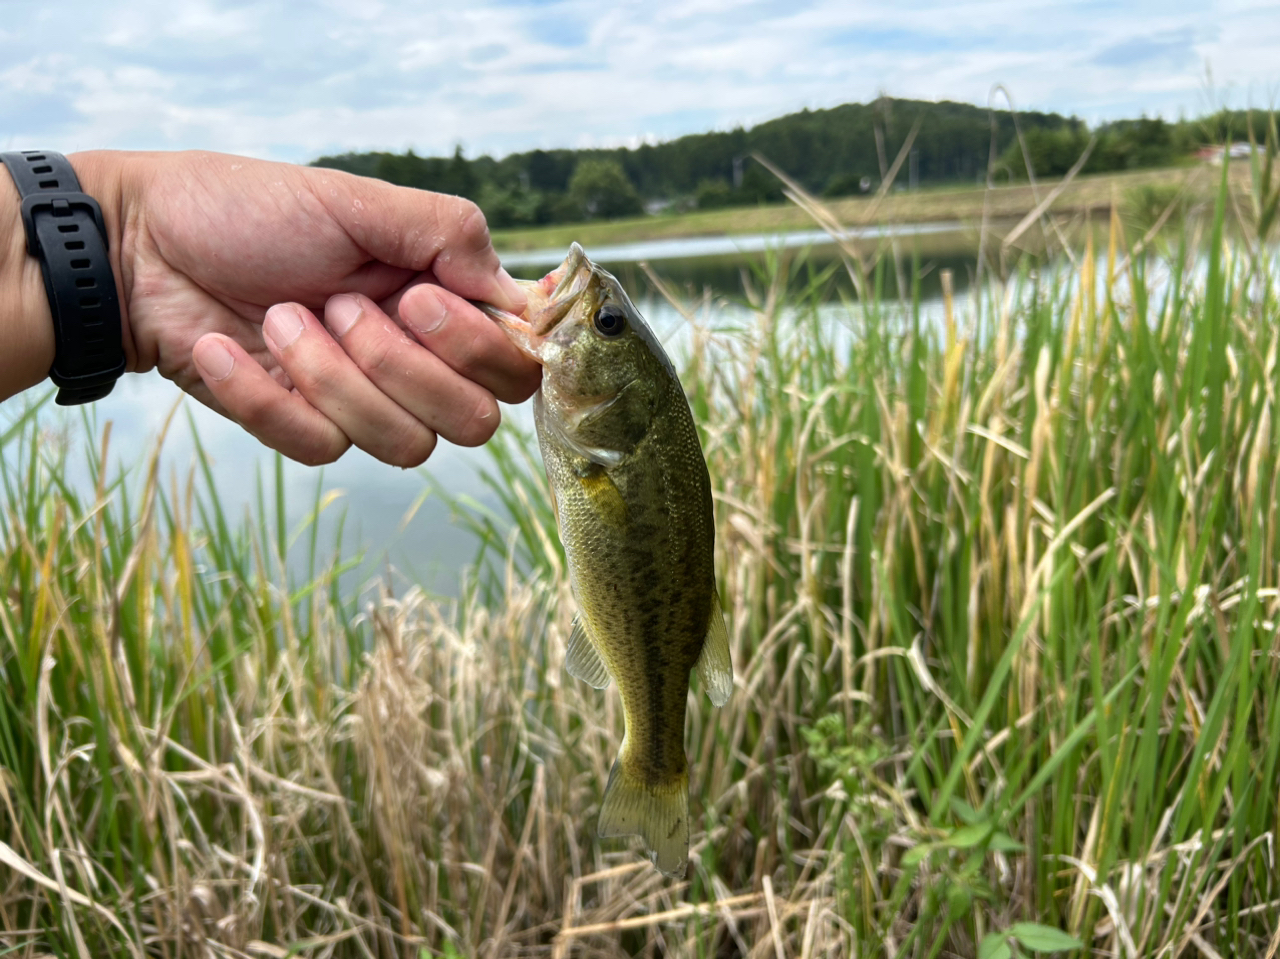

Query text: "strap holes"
[27, 154, 46, 161]
[32, 165, 52, 174]
[80, 297, 102, 308]
[57, 224, 80, 233]
[38, 179, 59, 189]
[75, 278, 96, 289]
[70, 258, 90, 269]
[64, 240, 85, 251]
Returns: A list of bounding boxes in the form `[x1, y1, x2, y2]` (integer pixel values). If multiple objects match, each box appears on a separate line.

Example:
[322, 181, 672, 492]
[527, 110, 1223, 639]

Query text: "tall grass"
[2, 168, 1280, 957]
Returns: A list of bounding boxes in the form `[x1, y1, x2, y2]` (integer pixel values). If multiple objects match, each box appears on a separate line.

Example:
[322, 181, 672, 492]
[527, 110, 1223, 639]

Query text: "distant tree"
[310, 152, 381, 179]
[1093, 117, 1175, 170]
[999, 125, 1092, 178]
[477, 182, 543, 229]
[695, 178, 734, 210]
[359, 146, 478, 197]
[1001, 115, 1190, 180]
[568, 159, 643, 220]
[312, 97, 1223, 228]
[445, 145, 476, 197]
[736, 163, 785, 205]
[526, 149, 575, 193]
[824, 171, 874, 197]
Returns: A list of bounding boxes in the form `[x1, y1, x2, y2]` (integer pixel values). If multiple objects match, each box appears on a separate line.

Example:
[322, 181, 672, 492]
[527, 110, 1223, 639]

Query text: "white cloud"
[0, 0, 1275, 162]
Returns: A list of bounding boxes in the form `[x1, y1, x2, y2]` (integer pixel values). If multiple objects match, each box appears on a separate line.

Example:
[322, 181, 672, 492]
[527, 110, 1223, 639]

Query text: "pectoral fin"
[544, 403, 624, 468]
[565, 615, 612, 689]
[576, 469, 628, 530]
[695, 590, 733, 707]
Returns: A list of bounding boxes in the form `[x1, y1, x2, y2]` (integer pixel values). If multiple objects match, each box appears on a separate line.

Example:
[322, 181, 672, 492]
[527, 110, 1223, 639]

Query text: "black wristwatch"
[2, 151, 126, 405]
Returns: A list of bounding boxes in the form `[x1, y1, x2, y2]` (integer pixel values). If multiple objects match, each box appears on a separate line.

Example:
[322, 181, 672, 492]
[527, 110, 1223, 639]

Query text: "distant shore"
[491, 164, 1249, 254]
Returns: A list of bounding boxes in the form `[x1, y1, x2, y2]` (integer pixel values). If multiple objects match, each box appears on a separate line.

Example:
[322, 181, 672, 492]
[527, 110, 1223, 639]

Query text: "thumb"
[308, 166, 526, 314]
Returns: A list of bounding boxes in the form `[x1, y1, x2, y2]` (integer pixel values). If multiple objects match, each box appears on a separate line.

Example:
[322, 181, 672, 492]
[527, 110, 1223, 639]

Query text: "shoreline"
[491, 164, 1248, 254]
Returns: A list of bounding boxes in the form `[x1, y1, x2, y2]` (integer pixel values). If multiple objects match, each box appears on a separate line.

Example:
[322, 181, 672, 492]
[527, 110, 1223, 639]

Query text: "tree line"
[310, 99, 1267, 229]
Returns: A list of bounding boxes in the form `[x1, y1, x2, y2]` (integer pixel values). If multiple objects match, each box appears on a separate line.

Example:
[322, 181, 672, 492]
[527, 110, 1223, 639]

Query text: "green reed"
[1, 168, 1279, 957]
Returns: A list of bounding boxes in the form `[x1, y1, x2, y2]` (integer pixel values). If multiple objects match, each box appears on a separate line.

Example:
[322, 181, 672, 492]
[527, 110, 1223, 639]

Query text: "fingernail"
[410, 292, 448, 336]
[264, 304, 305, 350]
[495, 268, 527, 313]
[327, 294, 364, 337]
[196, 338, 235, 381]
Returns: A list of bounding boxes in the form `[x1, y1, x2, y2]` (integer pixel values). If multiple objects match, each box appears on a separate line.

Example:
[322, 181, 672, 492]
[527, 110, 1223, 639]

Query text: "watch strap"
[2, 151, 125, 405]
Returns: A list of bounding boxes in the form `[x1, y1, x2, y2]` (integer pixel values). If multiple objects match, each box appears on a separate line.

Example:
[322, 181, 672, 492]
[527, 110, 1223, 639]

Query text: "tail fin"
[597, 754, 689, 878]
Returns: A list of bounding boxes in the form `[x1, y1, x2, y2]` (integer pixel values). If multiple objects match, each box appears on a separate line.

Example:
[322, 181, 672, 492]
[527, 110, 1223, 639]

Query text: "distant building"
[1196, 143, 1262, 164]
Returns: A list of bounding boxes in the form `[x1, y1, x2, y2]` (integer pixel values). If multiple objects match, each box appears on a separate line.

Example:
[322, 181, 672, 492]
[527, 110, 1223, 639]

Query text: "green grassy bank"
[2, 165, 1280, 957]
[491, 164, 1248, 253]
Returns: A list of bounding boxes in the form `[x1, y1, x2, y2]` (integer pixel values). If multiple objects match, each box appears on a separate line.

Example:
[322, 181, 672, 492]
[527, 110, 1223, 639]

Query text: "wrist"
[67, 151, 137, 371]
[0, 151, 137, 403]
[0, 167, 56, 399]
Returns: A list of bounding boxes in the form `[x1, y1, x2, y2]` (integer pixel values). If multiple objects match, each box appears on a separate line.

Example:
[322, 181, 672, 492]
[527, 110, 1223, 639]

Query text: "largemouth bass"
[484, 243, 733, 877]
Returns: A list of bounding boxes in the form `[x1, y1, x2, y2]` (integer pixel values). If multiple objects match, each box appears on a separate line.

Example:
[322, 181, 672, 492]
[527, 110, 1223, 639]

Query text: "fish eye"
[593, 304, 627, 338]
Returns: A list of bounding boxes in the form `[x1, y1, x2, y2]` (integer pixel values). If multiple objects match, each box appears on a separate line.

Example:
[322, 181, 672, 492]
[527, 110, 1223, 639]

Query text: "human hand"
[73, 150, 539, 466]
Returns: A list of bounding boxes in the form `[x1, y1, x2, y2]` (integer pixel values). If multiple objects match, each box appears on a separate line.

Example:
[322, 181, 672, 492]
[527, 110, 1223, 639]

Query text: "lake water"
[499, 221, 968, 270]
[8, 298, 692, 597]
[4, 227, 975, 596]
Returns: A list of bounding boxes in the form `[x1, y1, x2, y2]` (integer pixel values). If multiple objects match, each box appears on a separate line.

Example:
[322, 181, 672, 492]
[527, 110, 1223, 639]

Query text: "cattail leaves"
[3, 172, 1280, 954]
[1248, 111, 1280, 247]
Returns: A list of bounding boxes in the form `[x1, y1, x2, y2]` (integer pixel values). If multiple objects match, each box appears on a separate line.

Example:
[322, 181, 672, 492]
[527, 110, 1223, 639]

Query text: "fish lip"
[480, 243, 593, 360]
[532, 242, 592, 337]
[478, 296, 543, 363]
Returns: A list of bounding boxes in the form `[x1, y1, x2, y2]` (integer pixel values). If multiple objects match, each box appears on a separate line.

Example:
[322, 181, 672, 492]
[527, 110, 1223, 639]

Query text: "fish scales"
[484, 243, 733, 877]
[540, 374, 713, 783]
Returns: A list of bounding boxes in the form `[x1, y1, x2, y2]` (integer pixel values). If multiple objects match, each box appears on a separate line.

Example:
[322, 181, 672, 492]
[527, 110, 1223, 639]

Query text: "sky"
[0, 0, 1277, 164]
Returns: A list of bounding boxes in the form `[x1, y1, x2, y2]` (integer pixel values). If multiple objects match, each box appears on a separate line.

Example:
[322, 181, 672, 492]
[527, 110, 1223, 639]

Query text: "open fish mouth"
[479, 242, 594, 361]
[528, 242, 592, 336]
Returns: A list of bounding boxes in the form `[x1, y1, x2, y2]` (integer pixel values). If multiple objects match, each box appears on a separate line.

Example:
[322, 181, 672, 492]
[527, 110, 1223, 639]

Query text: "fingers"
[191, 333, 351, 466]
[191, 288, 527, 467]
[258, 302, 440, 466]
[322, 293, 506, 447]
[395, 283, 542, 405]
[309, 167, 527, 315]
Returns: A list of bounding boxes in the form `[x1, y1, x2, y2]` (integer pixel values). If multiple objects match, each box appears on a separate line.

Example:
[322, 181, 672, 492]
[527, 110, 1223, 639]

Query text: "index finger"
[395, 283, 541, 404]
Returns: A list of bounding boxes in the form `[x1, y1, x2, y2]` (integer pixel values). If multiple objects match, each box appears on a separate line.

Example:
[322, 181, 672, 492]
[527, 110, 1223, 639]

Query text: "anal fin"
[696, 589, 733, 707]
[565, 615, 611, 689]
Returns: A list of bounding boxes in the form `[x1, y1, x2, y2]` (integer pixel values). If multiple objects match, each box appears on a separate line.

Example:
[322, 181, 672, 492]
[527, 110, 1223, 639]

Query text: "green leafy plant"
[979, 922, 1083, 958]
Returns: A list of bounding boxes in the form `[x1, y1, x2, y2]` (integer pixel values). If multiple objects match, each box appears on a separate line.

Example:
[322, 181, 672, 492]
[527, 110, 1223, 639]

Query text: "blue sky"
[0, 0, 1276, 163]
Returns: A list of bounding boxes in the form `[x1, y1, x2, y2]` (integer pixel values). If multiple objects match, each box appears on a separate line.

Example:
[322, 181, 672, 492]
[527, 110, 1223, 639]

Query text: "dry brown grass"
[3, 148, 1280, 957]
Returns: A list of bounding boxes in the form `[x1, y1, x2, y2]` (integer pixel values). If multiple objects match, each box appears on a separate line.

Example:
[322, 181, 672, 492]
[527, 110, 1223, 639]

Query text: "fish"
[483, 243, 733, 877]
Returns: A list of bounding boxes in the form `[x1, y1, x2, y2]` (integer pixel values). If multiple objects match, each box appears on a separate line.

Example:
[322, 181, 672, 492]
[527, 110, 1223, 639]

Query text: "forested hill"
[309, 97, 1221, 229]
